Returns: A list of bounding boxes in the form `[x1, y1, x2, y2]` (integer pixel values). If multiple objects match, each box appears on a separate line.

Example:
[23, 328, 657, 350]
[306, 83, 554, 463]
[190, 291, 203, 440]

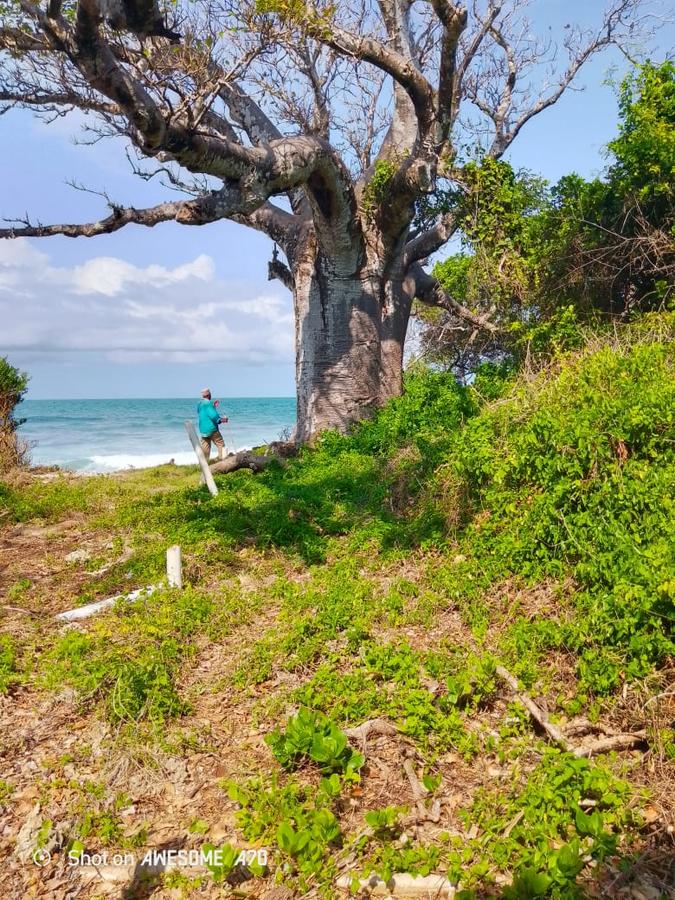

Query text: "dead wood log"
[210, 441, 297, 476]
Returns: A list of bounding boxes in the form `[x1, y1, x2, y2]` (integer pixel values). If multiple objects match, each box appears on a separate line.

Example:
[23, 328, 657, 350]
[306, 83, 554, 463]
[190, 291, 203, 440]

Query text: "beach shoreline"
[18, 396, 296, 474]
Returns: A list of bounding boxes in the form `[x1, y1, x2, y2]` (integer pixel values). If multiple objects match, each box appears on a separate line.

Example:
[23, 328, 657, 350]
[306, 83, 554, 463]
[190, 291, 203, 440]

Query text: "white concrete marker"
[56, 584, 160, 622]
[336, 874, 456, 896]
[166, 545, 183, 589]
[184, 420, 219, 496]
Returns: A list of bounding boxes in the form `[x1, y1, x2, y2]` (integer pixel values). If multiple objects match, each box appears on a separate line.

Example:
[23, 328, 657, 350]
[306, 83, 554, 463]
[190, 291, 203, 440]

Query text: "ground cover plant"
[0, 315, 673, 898]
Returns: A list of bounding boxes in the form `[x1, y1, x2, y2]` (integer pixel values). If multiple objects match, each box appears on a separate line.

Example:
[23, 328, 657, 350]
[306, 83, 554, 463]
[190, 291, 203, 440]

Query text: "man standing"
[197, 388, 228, 460]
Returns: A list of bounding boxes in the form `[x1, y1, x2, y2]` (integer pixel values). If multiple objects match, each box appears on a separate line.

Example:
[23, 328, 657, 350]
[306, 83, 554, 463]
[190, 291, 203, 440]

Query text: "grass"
[0, 313, 673, 897]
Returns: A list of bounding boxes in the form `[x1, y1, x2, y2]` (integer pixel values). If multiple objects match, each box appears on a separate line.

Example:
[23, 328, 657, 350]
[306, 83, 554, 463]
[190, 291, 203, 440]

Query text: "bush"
[448, 320, 675, 690]
[0, 357, 29, 471]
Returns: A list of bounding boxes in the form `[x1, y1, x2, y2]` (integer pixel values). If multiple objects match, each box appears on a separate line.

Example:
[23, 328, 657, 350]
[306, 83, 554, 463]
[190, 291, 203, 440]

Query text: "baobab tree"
[0, 0, 655, 442]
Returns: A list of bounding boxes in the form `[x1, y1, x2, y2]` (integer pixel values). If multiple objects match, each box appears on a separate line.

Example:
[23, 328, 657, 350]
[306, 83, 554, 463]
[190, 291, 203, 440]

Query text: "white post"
[166, 545, 183, 589]
[184, 420, 219, 497]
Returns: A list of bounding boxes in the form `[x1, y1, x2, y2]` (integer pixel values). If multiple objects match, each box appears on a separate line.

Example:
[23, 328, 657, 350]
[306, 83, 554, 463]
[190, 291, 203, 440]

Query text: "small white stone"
[65, 549, 90, 563]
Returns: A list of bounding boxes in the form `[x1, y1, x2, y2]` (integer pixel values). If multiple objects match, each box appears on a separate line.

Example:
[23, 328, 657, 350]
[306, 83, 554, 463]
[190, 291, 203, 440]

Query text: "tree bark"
[292, 242, 410, 444]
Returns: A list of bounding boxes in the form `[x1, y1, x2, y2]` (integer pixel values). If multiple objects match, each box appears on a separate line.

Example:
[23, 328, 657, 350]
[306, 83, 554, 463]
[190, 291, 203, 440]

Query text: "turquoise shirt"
[197, 399, 221, 436]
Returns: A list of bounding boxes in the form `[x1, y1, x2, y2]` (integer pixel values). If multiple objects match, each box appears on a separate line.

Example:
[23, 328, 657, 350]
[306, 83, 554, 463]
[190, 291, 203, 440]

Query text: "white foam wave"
[86, 446, 246, 472]
[88, 451, 199, 471]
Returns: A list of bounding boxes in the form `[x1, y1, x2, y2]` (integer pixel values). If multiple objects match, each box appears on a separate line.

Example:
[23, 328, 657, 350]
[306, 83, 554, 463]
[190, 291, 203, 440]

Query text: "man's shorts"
[200, 429, 225, 459]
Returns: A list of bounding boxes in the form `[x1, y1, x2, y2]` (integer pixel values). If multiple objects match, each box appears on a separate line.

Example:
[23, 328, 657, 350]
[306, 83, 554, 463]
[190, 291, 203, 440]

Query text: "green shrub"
[227, 774, 342, 887]
[0, 636, 21, 694]
[0, 356, 29, 471]
[41, 587, 214, 723]
[465, 751, 634, 894]
[265, 708, 364, 776]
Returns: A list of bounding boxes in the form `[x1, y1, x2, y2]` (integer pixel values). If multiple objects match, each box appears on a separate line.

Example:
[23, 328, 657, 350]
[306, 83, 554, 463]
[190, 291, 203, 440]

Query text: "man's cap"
[200, 388, 211, 397]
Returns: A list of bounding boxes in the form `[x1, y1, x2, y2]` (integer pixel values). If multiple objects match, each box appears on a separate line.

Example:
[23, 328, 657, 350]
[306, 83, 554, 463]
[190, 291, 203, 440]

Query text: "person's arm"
[208, 403, 221, 427]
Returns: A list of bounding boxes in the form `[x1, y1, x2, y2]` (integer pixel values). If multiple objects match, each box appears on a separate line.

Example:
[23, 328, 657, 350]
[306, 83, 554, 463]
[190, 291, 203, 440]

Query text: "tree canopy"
[419, 61, 675, 376]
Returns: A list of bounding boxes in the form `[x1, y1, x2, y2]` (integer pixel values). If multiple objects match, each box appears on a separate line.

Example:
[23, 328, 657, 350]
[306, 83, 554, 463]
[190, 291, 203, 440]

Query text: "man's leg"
[200, 435, 212, 459]
[211, 429, 225, 460]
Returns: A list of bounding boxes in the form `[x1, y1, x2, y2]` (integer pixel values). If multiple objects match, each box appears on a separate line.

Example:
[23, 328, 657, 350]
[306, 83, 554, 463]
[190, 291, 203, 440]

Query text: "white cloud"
[0, 239, 49, 271]
[0, 239, 294, 365]
[65, 253, 215, 296]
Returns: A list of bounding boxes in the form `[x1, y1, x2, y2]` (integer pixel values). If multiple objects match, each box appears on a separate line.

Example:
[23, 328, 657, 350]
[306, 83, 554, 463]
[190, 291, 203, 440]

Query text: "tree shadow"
[174, 452, 439, 565]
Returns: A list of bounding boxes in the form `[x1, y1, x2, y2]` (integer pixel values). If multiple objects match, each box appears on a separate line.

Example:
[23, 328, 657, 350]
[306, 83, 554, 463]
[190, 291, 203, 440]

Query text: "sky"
[1, 1, 672, 400]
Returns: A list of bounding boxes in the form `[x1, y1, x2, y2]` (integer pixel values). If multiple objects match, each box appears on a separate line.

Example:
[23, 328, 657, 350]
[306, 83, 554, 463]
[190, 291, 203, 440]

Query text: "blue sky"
[1, 1, 672, 399]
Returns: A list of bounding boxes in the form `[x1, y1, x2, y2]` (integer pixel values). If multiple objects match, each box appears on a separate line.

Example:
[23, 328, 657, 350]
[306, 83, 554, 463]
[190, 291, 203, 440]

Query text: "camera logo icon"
[32, 848, 51, 867]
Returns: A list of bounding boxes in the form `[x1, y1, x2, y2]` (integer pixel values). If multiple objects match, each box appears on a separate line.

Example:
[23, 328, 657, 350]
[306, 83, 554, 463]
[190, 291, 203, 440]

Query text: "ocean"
[18, 397, 296, 473]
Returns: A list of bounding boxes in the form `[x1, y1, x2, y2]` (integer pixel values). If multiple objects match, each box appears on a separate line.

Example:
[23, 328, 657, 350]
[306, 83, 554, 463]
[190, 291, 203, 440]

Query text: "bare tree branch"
[0, 197, 209, 239]
[0, 87, 120, 115]
[304, 16, 437, 138]
[404, 212, 458, 266]
[0, 25, 47, 52]
[374, 0, 419, 160]
[412, 262, 501, 333]
[429, 0, 468, 140]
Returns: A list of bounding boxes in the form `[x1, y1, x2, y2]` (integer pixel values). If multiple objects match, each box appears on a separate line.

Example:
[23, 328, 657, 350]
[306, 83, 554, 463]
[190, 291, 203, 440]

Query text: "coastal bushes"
[0, 356, 28, 471]
[444, 318, 675, 692]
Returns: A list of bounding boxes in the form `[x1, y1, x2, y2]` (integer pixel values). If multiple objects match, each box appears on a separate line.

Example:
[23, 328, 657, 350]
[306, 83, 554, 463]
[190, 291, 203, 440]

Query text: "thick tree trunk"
[292, 247, 410, 444]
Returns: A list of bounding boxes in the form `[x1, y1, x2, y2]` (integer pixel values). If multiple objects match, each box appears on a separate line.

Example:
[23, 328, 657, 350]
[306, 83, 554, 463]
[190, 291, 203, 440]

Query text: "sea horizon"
[24, 395, 295, 401]
[18, 397, 297, 474]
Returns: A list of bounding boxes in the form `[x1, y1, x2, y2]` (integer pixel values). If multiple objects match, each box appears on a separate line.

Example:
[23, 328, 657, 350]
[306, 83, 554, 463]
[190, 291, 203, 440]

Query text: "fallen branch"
[403, 756, 428, 803]
[2, 605, 37, 616]
[345, 718, 398, 746]
[496, 666, 649, 757]
[345, 722, 441, 824]
[563, 718, 617, 739]
[210, 450, 275, 475]
[402, 752, 441, 822]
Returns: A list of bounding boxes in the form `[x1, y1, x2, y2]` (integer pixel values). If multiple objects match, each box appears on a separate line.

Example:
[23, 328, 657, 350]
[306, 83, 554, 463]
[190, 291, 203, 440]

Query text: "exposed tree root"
[495, 665, 571, 750]
[495, 666, 649, 757]
[572, 731, 648, 758]
[345, 718, 398, 747]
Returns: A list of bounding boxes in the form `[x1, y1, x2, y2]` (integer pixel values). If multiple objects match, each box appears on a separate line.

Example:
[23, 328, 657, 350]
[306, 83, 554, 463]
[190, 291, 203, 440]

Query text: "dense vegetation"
[1, 313, 673, 897]
[419, 62, 675, 376]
